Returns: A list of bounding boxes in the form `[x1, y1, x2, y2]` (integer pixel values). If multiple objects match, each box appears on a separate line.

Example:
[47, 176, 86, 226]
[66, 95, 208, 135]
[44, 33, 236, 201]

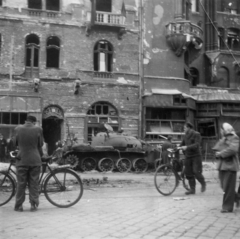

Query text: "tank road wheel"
[116, 158, 132, 173]
[133, 158, 148, 173]
[65, 154, 79, 168]
[81, 157, 96, 171]
[98, 158, 114, 172]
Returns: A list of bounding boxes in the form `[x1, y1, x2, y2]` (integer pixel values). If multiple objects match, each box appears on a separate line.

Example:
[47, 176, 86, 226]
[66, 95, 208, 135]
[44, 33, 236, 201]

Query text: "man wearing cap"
[14, 115, 43, 212]
[179, 122, 206, 195]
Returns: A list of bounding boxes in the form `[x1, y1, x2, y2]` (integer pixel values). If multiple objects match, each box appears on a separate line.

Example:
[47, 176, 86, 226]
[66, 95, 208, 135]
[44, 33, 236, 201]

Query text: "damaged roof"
[194, 92, 240, 102]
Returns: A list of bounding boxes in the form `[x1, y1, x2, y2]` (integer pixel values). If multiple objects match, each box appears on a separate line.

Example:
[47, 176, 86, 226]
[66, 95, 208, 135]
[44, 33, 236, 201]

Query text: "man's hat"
[27, 115, 37, 122]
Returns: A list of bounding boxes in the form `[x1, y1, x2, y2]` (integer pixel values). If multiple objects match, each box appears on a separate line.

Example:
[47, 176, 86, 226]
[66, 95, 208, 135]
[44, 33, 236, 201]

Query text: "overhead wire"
[199, 0, 240, 68]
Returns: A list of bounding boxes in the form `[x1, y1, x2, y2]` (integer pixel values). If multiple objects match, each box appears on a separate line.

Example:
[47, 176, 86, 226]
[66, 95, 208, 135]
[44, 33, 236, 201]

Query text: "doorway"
[42, 117, 62, 155]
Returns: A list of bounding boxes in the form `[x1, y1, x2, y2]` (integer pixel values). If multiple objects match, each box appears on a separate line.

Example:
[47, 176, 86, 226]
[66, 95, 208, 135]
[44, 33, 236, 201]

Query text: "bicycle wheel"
[154, 165, 178, 196]
[43, 168, 83, 208]
[0, 172, 16, 206]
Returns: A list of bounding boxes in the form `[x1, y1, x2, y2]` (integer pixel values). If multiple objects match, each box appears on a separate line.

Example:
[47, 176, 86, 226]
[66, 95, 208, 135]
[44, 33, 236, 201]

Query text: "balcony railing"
[166, 21, 203, 38]
[86, 11, 125, 26]
[27, 9, 60, 18]
[165, 21, 203, 56]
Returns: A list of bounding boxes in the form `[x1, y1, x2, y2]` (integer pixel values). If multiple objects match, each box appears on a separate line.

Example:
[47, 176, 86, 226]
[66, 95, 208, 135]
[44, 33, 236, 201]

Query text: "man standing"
[179, 122, 206, 195]
[14, 115, 43, 212]
[0, 133, 7, 162]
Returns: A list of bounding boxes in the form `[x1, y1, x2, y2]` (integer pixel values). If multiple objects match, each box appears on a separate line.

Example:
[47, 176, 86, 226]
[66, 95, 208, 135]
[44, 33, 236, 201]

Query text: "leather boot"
[185, 177, 196, 195]
[30, 203, 37, 212]
[185, 189, 195, 195]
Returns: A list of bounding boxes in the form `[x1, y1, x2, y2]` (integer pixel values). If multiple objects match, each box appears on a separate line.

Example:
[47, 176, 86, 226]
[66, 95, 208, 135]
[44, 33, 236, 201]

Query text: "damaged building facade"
[0, 0, 141, 154]
[140, 0, 240, 158]
[1, 0, 240, 157]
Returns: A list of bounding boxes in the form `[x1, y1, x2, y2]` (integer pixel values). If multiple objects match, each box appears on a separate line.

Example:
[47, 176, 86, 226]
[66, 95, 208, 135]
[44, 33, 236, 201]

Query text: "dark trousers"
[15, 166, 41, 208]
[184, 156, 206, 191]
[219, 170, 237, 211]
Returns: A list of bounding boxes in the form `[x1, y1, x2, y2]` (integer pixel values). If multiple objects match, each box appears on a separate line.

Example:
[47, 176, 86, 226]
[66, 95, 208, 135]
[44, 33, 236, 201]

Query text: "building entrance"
[42, 106, 64, 155]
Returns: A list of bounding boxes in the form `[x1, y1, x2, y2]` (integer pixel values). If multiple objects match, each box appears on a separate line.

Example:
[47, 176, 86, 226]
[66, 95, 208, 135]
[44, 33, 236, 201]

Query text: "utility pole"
[9, 35, 14, 91]
[138, 0, 144, 139]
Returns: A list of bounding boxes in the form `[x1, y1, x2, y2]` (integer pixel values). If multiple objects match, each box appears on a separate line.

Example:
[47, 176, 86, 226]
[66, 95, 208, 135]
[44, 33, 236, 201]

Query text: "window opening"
[227, 29, 240, 50]
[25, 34, 40, 69]
[46, 36, 60, 68]
[190, 67, 199, 86]
[223, 0, 238, 14]
[94, 40, 113, 72]
[87, 102, 119, 144]
[218, 28, 225, 50]
[0, 112, 27, 125]
[46, 0, 60, 11]
[28, 0, 42, 9]
[191, 0, 199, 12]
[96, 0, 112, 12]
[197, 121, 216, 137]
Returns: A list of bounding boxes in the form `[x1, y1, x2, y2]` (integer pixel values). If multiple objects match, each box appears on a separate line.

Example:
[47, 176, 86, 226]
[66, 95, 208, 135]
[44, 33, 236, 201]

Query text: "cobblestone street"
[1, 166, 240, 239]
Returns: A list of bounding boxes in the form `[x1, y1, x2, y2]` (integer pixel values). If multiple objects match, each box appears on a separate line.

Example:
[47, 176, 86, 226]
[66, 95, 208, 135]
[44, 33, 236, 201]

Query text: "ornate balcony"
[86, 11, 126, 39]
[166, 21, 203, 56]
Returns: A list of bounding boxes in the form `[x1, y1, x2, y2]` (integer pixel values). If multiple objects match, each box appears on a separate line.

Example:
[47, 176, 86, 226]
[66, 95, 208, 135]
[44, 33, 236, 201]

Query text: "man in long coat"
[179, 122, 206, 195]
[14, 115, 43, 212]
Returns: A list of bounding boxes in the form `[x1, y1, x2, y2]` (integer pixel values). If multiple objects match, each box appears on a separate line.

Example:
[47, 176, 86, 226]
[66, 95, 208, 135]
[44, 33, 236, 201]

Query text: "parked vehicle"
[63, 124, 160, 172]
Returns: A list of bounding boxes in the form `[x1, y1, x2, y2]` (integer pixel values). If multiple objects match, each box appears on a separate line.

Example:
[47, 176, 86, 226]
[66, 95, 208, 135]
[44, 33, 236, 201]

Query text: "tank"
[63, 126, 160, 173]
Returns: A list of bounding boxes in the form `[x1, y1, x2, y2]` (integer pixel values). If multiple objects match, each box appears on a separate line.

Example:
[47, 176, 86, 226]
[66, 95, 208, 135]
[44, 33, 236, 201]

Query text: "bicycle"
[0, 151, 83, 208]
[154, 148, 189, 196]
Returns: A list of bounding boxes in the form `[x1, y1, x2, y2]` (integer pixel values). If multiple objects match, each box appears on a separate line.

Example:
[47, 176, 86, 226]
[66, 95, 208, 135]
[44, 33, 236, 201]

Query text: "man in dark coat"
[0, 133, 7, 162]
[179, 122, 206, 195]
[14, 115, 43, 212]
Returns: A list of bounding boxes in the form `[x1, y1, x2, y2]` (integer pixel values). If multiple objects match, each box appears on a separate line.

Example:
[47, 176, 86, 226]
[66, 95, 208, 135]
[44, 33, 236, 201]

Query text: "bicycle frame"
[3, 157, 71, 195]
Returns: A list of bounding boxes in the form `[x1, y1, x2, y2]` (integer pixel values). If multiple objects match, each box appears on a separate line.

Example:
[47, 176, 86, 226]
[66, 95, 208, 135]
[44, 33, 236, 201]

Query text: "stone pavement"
[0, 164, 240, 239]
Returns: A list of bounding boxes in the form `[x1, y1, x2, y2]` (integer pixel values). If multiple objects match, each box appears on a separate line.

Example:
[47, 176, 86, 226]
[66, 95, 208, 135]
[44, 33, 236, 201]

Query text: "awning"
[143, 89, 195, 107]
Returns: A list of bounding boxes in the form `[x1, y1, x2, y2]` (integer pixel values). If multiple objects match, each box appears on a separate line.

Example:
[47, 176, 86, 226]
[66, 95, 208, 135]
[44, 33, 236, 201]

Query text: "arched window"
[28, 0, 42, 9]
[46, 36, 60, 68]
[190, 67, 199, 86]
[25, 34, 40, 71]
[94, 40, 113, 72]
[217, 67, 229, 88]
[87, 101, 119, 143]
[46, 0, 60, 11]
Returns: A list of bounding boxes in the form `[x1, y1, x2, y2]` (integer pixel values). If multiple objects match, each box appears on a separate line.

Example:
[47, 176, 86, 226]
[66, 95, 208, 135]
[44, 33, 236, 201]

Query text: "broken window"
[227, 29, 240, 50]
[190, 67, 199, 86]
[46, 0, 60, 11]
[46, 36, 60, 68]
[0, 112, 27, 125]
[96, 0, 112, 12]
[173, 95, 186, 105]
[25, 34, 40, 67]
[94, 40, 113, 72]
[87, 101, 119, 143]
[28, 0, 42, 9]
[222, 0, 239, 14]
[197, 120, 216, 137]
